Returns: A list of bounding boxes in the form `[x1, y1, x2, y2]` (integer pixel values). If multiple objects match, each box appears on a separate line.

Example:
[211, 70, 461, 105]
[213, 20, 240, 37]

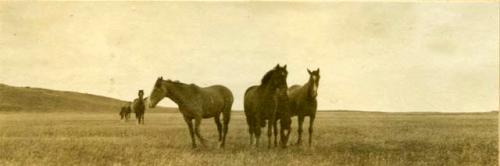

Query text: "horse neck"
[303, 79, 316, 100]
[260, 82, 279, 96]
[164, 82, 193, 106]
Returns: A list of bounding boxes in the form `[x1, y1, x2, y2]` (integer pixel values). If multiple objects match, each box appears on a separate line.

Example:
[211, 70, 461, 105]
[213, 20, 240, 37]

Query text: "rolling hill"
[0, 83, 176, 112]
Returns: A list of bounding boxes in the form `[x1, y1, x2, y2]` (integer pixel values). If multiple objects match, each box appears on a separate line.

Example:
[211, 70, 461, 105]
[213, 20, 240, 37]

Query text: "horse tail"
[222, 87, 233, 123]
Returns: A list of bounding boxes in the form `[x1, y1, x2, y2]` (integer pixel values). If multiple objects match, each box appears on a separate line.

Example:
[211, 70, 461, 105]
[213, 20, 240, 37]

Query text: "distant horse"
[148, 77, 233, 148]
[244, 64, 291, 148]
[131, 90, 147, 125]
[288, 68, 320, 146]
[119, 102, 132, 121]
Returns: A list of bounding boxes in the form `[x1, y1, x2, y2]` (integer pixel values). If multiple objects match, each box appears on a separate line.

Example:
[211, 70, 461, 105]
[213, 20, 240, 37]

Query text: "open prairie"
[0, 111, 497, 166]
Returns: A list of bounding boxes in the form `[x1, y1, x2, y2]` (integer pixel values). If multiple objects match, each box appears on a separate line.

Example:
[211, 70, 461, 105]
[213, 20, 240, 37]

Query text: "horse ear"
[317, 68, 320, 73]
[283, 65, 287, 69]
[307, 68, 312, 74]
[275, 64, 280, 69]
[155, 78, 162, 87]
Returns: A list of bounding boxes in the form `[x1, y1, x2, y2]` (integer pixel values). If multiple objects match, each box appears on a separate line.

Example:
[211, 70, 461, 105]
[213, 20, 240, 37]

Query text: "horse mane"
[166, 80, 200, 91]
[260, 69, 275, 85]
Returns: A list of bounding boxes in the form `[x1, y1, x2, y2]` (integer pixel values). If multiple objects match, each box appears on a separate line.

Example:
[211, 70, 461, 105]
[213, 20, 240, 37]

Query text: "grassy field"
[0, 111, 497, 166]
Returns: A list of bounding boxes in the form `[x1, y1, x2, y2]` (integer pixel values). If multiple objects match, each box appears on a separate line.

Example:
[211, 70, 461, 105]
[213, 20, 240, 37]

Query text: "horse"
[131, 90, 147, 125]
[148, 77, 233, 148]
[288, 68, 320, 146]
[119, 102, 132, 121]
[244, 64, 291, 148]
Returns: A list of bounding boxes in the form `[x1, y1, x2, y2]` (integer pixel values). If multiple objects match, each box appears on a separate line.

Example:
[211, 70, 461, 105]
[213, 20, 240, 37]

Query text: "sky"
[0, 2, 498, 112]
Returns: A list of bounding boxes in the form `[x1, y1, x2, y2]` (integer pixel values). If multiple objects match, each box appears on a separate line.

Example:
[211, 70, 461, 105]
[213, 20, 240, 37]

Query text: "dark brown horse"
[148, 77, 233, 148]
[244, 64, 291, 148]
[131, 90, 147, 125]
[288, 68, 320, 146]
[119, 102, 132, 121]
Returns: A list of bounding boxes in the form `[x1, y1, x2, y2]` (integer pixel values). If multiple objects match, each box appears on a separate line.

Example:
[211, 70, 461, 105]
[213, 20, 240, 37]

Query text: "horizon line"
[1, 82, 497, 113]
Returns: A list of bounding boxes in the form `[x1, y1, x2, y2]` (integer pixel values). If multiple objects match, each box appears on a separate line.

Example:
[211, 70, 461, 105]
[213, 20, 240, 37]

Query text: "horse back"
[200, 85, 233, 104]
[198, 85, 233, 117]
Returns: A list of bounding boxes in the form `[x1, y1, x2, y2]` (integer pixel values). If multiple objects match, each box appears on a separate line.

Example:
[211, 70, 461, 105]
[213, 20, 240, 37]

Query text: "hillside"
[0, 83, 177, 112]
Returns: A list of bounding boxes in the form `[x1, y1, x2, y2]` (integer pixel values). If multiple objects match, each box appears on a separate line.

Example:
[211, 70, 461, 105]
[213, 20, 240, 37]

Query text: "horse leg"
[308, 115, 315, 146]
[285, 126, 291, 147]
[136, 112, 140, 125]
[248, 125, 254, 145]
[141, 113, 145, 124]
[183, 116, 196, 148]
[254, 116, 261, 147]
[194, 117, 207, 146]
[137, 114, 141, 124]
[214, 114, 222, 142]
[247, 117, 254, 145]
[267, 119, 274, 149]
[296, 115, 305, 145]
[221, 111, 230, 148]
[137, 116, 140, 125]
[273, 120, 278, 147]
[139, 114, 142, 124]
[280, 125, 289, 148]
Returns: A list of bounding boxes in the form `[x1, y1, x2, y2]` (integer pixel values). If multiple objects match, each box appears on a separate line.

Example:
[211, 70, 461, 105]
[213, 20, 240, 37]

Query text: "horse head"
[307, 68, 320, 98]
[269, 64, 289, 90]
[148, 77, 167, 108]
[138, 90, 144, 98]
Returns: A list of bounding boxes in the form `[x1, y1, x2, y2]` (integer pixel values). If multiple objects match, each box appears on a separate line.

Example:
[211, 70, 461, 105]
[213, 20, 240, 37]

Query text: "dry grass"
[0, 111, 497, 166]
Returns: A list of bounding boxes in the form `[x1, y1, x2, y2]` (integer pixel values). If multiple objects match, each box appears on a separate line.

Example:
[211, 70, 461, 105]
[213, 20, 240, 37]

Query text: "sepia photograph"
[0, 1, 498, 166]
